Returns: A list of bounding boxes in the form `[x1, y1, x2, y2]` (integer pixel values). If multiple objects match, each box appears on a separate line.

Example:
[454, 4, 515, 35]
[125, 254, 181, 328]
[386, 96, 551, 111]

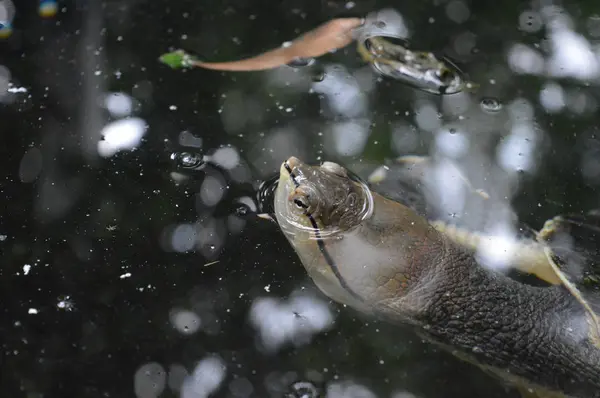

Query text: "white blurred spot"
[414, 102, 441, 132]
[391, 122, 419, 154]
[392, 392, 418, 398]
[441, 90, 472, 116]
[23, 264, 31, 275]
[567, 90, 597, 115]
[507, 44, 544, 75]
[547, 27, 600, 80]
[169, 308, 201, 335]
[120, 272, 132, 279]
[452, 31, 477, 57]
[541, 5, 574, 31]
[28, 308, 38, 314]
[435, 128, 469, 158]
[171, 224, 197, 253]
[0, 1, 16, 22]
[430, 160, 468, 218]
[199, 175, 225, 207]
[497, 123, 538, 173]
[179, 131, 203, 148]
[180, 355, 227, 398]
[327, 120, 370, 157]
[104, 92, 133, 117]
[211, 147, 240, 170]
[327, 381, 377, 398]
[475, 224, 519, 271]
[507, 98, 535, 123]
[539, 82, 565, 113]
[311, 65, 366, 118]
[97, 118, 147, 157]
[446, 1, 470, 24]
[249, 293, 334, 352]
[134, 362, 167, 398]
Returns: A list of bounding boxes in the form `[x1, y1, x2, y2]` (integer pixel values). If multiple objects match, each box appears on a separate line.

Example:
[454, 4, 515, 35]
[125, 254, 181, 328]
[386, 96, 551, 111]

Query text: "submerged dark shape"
[273, 156, 600, 398]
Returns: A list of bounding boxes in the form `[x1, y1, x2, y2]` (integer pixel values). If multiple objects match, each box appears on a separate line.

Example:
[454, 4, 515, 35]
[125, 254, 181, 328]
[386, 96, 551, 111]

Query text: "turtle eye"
[290, 191, 312, 214]
[289, 185, 321, 216]
[293, 196, 309, 210]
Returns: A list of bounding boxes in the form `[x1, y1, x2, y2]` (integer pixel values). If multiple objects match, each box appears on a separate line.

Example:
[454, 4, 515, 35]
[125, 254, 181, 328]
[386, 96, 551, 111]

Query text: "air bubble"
[171, 152, 204, 169]
[480, 97, 502, 113]
[374, 21, 386, 28]
[309, 65, 327, 83]
[286, 381, 319, 398]
[287, 57, 315, 68]
[234, 204, 252, 217]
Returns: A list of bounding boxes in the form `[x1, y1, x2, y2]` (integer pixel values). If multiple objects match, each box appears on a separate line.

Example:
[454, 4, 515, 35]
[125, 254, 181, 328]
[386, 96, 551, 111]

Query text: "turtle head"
[273, 156, 445, 314]
[273, 156, 373, 241]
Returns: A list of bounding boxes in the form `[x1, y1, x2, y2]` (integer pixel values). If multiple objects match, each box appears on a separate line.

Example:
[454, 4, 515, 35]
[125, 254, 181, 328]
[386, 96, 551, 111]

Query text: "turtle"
[271, 155, 600, 398]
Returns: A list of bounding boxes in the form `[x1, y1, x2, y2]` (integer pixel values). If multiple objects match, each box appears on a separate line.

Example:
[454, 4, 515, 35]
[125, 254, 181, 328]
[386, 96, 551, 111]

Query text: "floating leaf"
[159, 50, 198, 70]
[159, 18, 363, 72]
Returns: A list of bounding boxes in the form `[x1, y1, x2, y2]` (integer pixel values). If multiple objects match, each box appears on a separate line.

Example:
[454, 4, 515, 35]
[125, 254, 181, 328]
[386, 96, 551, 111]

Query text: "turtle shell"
[366, 156, 562, 286]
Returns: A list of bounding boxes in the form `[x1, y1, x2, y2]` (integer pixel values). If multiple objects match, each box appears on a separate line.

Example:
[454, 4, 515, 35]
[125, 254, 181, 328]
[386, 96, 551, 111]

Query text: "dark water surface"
[2, 1, 600, 397]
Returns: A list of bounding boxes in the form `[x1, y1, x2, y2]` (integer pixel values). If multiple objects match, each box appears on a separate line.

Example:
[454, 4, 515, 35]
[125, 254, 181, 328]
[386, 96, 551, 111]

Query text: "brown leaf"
[192, 18, 363, 72]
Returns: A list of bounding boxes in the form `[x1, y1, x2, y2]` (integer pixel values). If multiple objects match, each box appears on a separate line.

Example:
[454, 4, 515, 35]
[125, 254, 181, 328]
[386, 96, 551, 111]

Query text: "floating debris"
[159, 10, 478, 95]
[159, 18, 363, 72]
[357, 35, 476, 95]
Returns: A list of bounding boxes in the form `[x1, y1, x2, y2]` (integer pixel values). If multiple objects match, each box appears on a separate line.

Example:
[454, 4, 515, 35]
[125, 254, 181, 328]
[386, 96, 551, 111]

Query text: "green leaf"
[159, 50, 197, 70]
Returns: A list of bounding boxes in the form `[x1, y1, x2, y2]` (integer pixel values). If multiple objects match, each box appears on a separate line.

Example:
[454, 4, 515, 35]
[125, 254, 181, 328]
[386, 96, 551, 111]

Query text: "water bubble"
[480, 97, 502, 113]
[171, 151, 204, 169]
[374, 21, 386, 28]
[286, 381, 319, 398]
[234, 204, 252, 217]
[287, 57, 315, 68]
[311, 71, 326, 82]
